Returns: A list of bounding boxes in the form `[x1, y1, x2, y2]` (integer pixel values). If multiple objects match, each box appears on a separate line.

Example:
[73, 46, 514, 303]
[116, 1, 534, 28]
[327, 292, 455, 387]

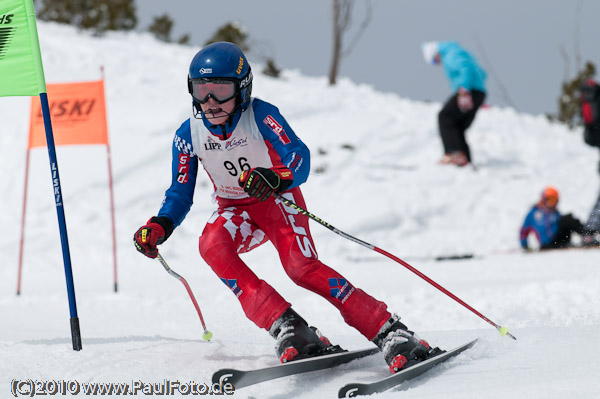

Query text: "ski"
[212, 347, 380, 389]
[338, 339, 478, 398]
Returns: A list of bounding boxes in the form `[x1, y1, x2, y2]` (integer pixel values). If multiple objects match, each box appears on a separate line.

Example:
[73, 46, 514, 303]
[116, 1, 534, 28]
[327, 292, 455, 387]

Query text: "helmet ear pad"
[239, 81, 252, 109]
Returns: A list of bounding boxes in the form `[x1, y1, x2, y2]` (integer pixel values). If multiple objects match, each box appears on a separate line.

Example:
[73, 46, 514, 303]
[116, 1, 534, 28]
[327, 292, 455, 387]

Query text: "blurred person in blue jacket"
[519, 187, 598, 250]
[422, 41, 487, 167]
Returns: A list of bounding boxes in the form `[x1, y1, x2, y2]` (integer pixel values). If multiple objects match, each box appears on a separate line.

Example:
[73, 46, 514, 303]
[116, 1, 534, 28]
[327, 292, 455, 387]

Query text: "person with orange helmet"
[519, 186, 597, 250]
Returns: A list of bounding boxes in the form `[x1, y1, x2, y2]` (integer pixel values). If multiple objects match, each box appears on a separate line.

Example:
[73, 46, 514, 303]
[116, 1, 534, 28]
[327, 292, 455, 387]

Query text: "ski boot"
[582, 232, 600, 247]
[269, 308, 343, 363]
[439, 151, 469, 167]
[372, 314, 443, 373]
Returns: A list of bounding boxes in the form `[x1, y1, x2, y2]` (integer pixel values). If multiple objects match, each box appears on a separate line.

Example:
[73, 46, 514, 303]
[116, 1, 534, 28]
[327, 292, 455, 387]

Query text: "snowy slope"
[1, 22, 599, 398]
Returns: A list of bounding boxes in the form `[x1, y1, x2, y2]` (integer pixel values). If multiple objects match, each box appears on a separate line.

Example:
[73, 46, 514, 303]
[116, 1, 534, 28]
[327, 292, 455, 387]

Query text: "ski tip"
[212, 368, 238, 386]
[338, 384, 366, 398]
[338, 339, 479, 397]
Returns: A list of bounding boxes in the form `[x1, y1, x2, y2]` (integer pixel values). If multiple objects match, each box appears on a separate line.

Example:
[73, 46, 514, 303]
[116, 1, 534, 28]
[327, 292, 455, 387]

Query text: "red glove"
[457, 88, 473, 112]
[133, 217, 174, 258]
[238, 167, 293, 201]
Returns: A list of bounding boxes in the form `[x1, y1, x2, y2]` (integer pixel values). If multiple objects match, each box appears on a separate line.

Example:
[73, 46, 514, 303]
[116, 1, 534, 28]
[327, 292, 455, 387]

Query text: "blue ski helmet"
[188, 42, 253, 113]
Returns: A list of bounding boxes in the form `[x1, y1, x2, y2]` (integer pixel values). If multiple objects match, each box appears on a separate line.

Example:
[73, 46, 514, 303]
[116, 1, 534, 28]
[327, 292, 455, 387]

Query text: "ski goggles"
[190, 79, 237, 104]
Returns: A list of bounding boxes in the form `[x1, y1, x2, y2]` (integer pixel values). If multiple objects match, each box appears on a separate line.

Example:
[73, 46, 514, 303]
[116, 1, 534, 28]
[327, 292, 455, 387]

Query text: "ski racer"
[133, 42, 440, 373]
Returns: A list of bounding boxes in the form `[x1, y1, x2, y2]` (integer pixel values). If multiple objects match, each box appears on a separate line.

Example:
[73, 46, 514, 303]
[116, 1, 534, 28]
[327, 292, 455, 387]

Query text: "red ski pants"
[198, 188, 390, 340]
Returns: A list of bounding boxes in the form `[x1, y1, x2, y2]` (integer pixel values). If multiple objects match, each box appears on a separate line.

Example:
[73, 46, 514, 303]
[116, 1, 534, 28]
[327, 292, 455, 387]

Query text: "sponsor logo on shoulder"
[264, 115, 291, 144]
[177, 153, 190, 184]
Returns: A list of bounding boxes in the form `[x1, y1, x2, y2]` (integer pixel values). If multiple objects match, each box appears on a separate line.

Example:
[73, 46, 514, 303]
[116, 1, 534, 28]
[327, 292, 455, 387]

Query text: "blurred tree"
[148, 14, 190, 45]
[205, 22, 282, 79]
[556, 61, 596, 128]
[262, 58, 281, 78]
[148, 14, 173, 42]
[205, 21, 249, 52]
[177, 34, 190, 45]
[37, 0, 137, 34]
[329, 0, 371, 85]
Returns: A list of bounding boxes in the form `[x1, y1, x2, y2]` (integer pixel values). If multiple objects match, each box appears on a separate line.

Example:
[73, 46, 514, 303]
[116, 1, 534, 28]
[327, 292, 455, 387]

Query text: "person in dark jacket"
[580, 80, 600, 233]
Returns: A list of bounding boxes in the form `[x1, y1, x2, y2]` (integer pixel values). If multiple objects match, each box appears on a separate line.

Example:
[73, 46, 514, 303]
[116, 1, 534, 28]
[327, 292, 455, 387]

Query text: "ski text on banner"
[28, 81, 109, 148]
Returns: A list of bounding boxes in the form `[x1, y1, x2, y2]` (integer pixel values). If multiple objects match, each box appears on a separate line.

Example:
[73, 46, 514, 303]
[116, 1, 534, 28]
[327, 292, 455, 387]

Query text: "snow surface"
[1, 23, 600, 399]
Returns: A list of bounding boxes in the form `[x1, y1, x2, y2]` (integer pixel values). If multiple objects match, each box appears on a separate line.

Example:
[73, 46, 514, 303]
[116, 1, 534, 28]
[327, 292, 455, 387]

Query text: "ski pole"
[157, 253, 213, 341]
[273, 193, 517, 340]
